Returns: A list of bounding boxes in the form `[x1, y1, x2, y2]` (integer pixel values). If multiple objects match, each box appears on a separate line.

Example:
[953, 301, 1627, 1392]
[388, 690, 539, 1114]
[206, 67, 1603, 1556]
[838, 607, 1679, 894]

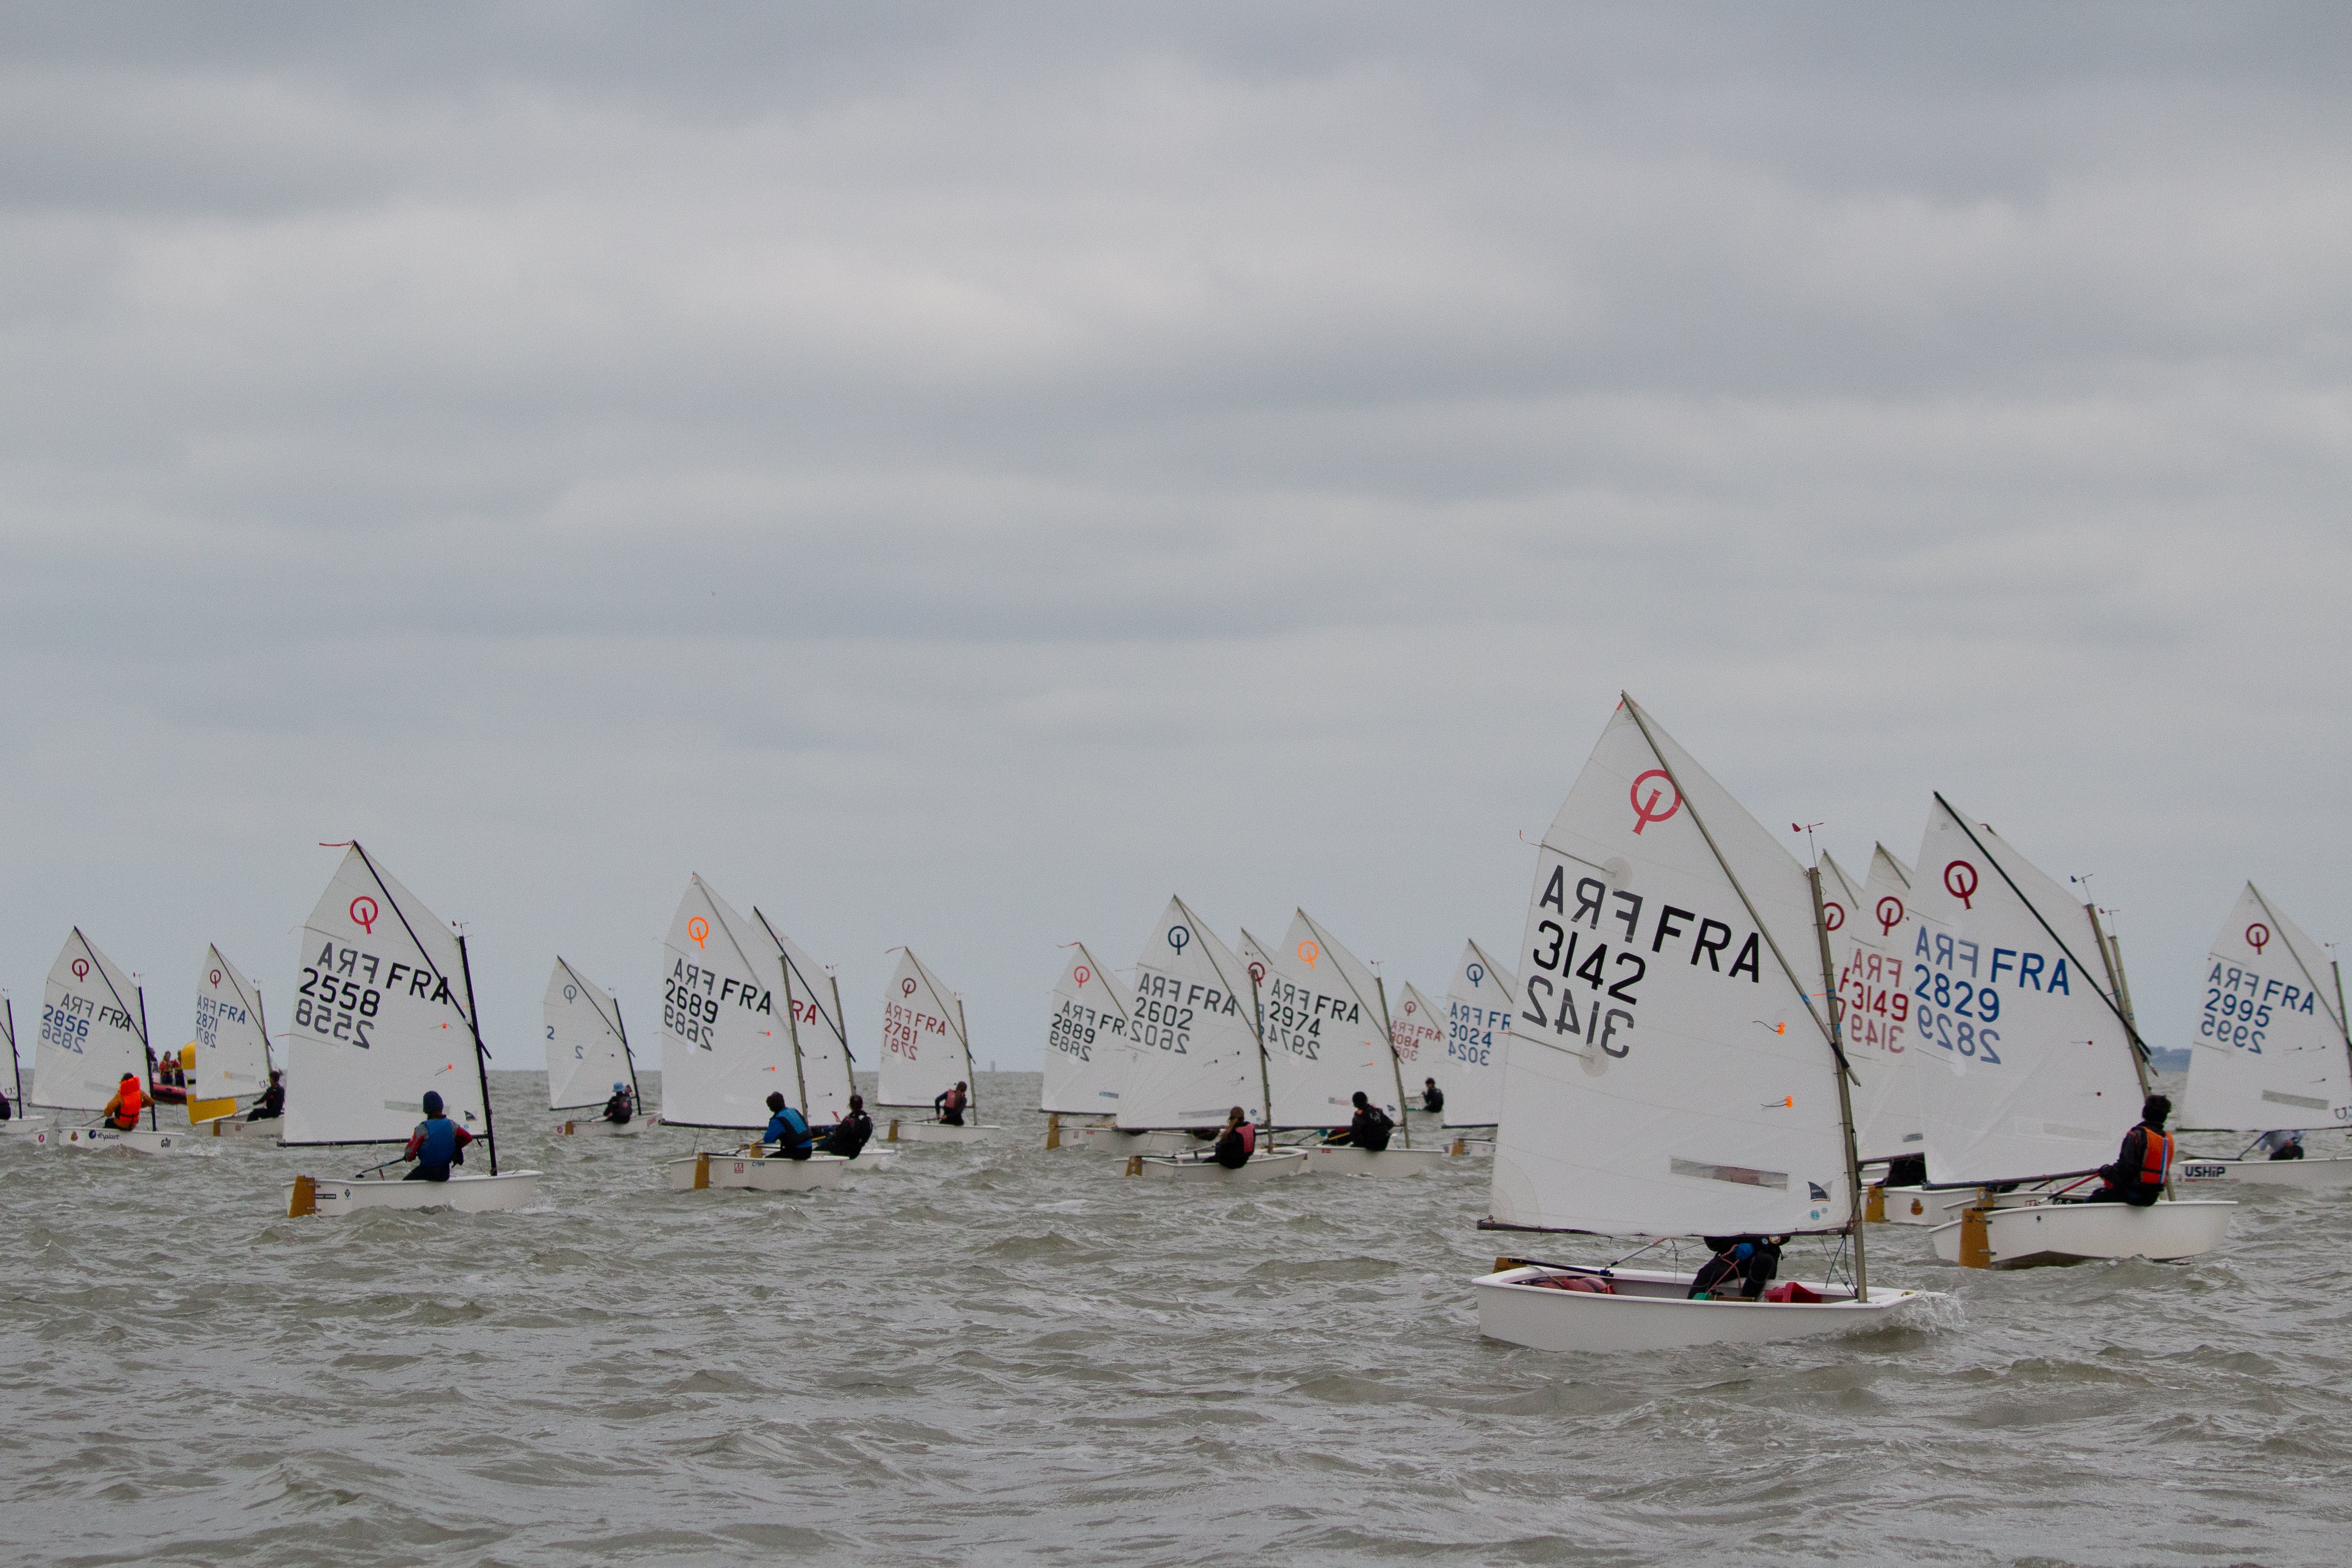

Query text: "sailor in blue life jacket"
[2086, 1095, 2174, 1206]
[1687, 1235, 1785, 1299]
[2253, 1128, 2306, 1161]
[1213, 1106, 1256, 1169]
[819, 1094, 873, 1157]
[402, 1091, 474, 1181]
[762, 1091, 813, 1160]
[1323, 1091, 1394, 1151]
[601, 1081, 635, 1125]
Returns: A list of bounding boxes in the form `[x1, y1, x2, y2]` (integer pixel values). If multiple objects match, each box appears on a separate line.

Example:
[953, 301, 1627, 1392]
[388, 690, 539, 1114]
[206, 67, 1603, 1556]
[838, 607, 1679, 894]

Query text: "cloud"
[1, 6, 2347, 1082]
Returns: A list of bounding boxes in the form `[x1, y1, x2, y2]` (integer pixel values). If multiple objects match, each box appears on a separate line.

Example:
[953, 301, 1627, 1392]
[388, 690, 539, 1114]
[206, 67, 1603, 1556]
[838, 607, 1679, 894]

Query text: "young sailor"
[1323, 1091, 1394, 1151]
[819, 1094, 873, 1157]
[1213, 1106, 1256, 1170]
[402, 1091, 474, 1181]
[101, 1073, 144, 1131]
[2253, 1129, 2306, 1161]
[762, 1091, 813, 1160]
[1421, 1077, 1444, 1114]
[2085, 1095, 2174, 1206]
[600, 1082, 635, 1126]
[934, 1081, 969, 1127]
[1687, 1235, 1786, 1300]
[246, 1070, 285, 1122]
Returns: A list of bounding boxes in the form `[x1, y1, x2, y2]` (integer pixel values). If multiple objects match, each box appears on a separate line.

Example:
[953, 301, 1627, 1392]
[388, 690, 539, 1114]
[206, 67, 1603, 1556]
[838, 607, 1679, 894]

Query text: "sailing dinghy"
[546, 958, 644, 1135]
[1899, 798, 2234, 1265]
[1472, 697, 1925, 1352]
[878, 949, 996, 1143]
[282, 844, 540, 1215]
[30, 930, 205, 1155]
[1440, 940, 1515, 1154]
[1118, 898, 1304, 1180]
[1390, 980, 1445, 1129]
[1259, 910, 1436, 1176]
[1042, 943, 1131, 1148]
[2, 990, 46, 1137]
[2173, 884, 2352, 1189]
[188, 946, 273, 1136]
[655, 876, 849, 1192]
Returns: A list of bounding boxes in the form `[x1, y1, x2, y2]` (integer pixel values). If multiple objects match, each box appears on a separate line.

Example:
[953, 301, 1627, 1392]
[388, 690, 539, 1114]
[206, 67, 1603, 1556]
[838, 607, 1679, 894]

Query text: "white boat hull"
[883, 1119, 997, 1144]
[35, 1126, 212, 1156]
[1929, 1199, 2236, 1267]
[1, 1114, 56, 1137]
[1042, 1112, 1117, 1149]
[289, 1170, 542, 1217]
[1447, 1136, 1496, 1157]
[554, 1117, 647, 1136]
[2175, 1156, 2352, 1189]
[1473, 1265, 1928, 1352]
[1083, 1127, 1211, 1157]
[1305, 1145, 1445, 1177]
[1124, 1150, 1308, 1181]
[664, 1152, 851, 1192]
[1868, 1185, 1963, 1227]
[842, 1148, 899, 1172]
[194, 1115, 263, 1138]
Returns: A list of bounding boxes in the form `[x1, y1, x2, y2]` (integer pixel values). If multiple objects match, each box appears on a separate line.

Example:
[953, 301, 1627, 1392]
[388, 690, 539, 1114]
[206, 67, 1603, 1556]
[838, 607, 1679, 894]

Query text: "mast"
[4, 994, 18, 1104]
[458, 933, 499, 1176]
[1810, 866, 1870, 1303]
[2084, 902, 2153, 1098]
[955, 995, 977, 1118]
[2337, 959, 2352, 1082]
[778, 947, 810, 1114]
[828, 972, 854, 1103]
[613, 993, 642, 1105]
[1374, 972, 1411, 1150]
[137, 985, 156, 1129]
[1248, 965, 1274, 1126]
[255, 983, 274, 1077]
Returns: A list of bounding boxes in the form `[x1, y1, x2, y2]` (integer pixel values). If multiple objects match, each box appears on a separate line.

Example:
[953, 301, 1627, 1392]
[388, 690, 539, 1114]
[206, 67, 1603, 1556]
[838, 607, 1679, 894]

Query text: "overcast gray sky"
[3, 4, 2346, 1086]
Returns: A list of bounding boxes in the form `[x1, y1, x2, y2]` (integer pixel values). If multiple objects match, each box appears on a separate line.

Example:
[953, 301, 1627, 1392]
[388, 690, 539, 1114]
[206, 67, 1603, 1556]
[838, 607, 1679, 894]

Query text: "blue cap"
[614, 1082, 626, 1091]
[422, 1091, 444, 1115]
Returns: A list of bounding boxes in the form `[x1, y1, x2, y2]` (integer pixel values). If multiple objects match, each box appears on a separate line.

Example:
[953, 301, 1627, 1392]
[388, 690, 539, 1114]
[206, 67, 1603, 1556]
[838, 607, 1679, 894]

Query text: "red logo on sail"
[71, 958, 88, 982]
[902, 977, 918, 996]
[2247, 923, 2271, 953]
[1876, 896, 1904, 935]
[1629, 770, 1681, 834]
[209, 969, 222, 988]
[1823, 902, 1845, 932]
[1073, 965, 1090, 987]
[1943, 861, 1979, 909]
[350, 896, 379, 934]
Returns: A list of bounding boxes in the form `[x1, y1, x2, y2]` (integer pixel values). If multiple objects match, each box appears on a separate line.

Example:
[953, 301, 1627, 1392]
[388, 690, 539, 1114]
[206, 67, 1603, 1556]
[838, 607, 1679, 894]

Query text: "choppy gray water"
[4, 1070, 2347, 1567]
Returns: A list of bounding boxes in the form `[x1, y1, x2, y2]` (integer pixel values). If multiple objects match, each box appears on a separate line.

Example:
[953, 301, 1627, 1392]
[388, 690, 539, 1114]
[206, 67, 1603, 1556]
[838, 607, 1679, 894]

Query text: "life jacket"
[1238, 1121, 1256, 1156]
[2137, 1127, 2173, 1188]
[111, 1080, 143, 1127]
[769, 1106, 811, 1150]
[417, 1115, 461, 1168]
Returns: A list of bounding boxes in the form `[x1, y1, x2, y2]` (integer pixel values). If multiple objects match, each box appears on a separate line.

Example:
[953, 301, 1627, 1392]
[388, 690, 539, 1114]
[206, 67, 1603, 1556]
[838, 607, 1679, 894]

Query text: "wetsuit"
[246, 1082, 284, 1121]
[764, 1104, 813, 1160]
[1422, 1085, 1444, 1114]
[935, 1087, 967, 1127]
[820, 1110, 873, 1157]
[602, 1090, 634, 1125]
[1688, 1235, 1784, 1299]
[403, 1114, 474, 1181]
[1214, 1121, 1255, 1170]
[1348, 1106, 1394, 1151]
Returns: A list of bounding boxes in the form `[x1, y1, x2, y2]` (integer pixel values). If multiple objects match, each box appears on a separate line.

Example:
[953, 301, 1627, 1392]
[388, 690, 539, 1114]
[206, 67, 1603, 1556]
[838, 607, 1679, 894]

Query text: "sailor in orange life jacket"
[1212, 1106, 1256, 1169]
[402, 1091, 475, 1182]
[101, 1072, 144, 1131]
[2086, 1094, 2174, 1206]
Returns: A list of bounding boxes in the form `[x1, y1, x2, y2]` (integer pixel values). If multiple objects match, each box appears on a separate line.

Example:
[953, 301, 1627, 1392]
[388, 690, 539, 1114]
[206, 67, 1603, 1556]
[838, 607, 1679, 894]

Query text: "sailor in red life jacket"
[1213, 1106, 1256, 1169]
[2087, 1094, 2174, 1207]
[101, 1072, 144, 1131]
[402, 1091, 475, 1182]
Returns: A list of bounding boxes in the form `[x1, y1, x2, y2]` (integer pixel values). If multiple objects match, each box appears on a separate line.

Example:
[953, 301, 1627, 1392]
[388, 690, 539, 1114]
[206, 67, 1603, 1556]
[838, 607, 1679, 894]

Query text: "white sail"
[1260, 910, 1402, 1129]
[282, 845, 492, 1148]
[659, 876, 796, 1129]
[753, 909, 856, 1126]
[545, 958, 635, 1111]
[1390, 982, 1445, 1105]
[1441, 939, 1516, 1127]
[193, 945, 272, 1103]
[1841, 844, 1922, 1160]
[879, 949, 973, 1109]
[1043, 943, 1132, 1115]
[34, 929, 148, 1112]
[1904, 796, 2144, 1185]
[2180, 884, 2352, 1132]
[1489, 699, 1853, 1237]
[1116, 896, 1265, 1129]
